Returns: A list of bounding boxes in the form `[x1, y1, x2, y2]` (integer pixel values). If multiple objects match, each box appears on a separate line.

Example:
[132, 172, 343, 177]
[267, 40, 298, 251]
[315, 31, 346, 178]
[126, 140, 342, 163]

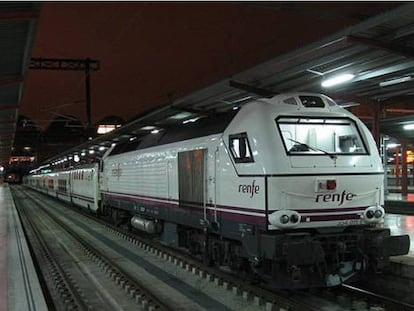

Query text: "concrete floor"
[0, 184, 47, 311]
[384, 213, 414, 256]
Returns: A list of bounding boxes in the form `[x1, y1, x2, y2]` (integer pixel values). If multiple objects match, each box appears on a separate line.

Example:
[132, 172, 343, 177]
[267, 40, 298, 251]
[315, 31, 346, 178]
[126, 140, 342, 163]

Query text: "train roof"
[108, 110, 238, 156]
[42, 92, 349, 164]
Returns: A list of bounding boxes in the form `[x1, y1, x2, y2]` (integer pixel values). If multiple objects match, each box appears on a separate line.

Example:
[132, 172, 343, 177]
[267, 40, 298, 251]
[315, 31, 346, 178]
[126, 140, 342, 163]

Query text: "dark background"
[20, 2, 398, 129]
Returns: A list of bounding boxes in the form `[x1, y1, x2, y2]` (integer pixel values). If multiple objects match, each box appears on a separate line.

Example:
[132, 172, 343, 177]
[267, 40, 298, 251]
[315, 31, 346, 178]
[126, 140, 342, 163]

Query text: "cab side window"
[229, 133, 254, 163]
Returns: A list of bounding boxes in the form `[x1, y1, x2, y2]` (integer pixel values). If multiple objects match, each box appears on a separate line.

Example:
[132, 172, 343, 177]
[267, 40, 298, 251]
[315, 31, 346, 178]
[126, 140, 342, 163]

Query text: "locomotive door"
[178, 149, 207, 219]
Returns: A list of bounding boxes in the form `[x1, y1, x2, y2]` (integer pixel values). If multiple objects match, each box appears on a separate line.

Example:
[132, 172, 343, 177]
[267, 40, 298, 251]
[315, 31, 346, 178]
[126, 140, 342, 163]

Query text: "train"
[23, 92, 410, 288]
[5, 172, 21, 184]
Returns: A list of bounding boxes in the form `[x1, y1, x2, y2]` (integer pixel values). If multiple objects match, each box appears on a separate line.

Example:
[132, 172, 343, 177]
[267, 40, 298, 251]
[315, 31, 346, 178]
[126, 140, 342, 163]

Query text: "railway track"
[12, 185, 414, 311]
[339, 284, 414, 311]
[12, 186, 172, 310]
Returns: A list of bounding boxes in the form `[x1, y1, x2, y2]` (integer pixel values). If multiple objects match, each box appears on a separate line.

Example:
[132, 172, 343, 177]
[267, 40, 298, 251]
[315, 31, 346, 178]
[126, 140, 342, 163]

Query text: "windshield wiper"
[288, 138, 337, 160]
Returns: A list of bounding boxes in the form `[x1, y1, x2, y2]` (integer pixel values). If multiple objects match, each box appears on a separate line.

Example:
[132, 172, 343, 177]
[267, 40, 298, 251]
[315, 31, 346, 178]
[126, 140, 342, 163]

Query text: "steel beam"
[229, 80, 276, 97]
[0, 105, 18, 111]
[0, 9, 39, 21]
[348, 35, 414, 60]
[0, 120, 16, 125]
[0, 76, 23, 87]
[30, 58, 100, 71]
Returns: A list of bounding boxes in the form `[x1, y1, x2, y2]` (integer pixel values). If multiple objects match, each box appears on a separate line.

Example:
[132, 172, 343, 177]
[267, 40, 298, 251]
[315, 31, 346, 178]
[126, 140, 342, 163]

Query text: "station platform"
[385, 193, 414, 215]
[0, 183, 48, 311]
[383, 213, 414, 256]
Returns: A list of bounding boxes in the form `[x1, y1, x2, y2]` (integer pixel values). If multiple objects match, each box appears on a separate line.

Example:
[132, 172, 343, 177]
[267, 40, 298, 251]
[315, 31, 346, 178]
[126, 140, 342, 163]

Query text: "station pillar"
[401, 141, 408, 197]
[371, 102, 381, 149]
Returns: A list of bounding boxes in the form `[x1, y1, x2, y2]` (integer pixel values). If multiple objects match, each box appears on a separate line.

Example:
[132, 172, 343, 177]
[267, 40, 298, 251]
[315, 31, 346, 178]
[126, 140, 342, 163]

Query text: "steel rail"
[16, 186, 171, 311]
[341, 283, 414, 311]
[11, 187, 89, 310]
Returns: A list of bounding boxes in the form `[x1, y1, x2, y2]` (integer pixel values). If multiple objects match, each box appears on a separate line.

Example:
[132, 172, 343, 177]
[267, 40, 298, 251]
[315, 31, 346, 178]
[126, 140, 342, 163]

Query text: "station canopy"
[0, 3, 40, 166]
[36, 3, 414, 167]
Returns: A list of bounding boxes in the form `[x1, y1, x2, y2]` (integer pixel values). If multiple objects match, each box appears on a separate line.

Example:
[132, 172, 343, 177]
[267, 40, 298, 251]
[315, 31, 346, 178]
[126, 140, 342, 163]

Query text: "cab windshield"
[277, 117, 368, 155]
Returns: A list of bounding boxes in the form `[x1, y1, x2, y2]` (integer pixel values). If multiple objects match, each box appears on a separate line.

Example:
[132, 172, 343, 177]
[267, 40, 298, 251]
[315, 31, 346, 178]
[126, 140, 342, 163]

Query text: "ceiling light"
[336, 101, 360, 108]
[232, 96, 253, 103]
[169, 112, 192, 120]
[97, 124, 119, 134]
[141, 126, 156, 131]
[182, 117, 201, 124]
[321, 73, 355, 88]
[380, 76, 412, 87]
[386, 143, 401, 149]
[403, 124, 414, 130]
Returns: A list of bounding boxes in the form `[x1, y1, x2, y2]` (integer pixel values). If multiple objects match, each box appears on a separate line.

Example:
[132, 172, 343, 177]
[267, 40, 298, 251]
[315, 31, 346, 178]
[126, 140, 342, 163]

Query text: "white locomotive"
[24, 93, 409, 288]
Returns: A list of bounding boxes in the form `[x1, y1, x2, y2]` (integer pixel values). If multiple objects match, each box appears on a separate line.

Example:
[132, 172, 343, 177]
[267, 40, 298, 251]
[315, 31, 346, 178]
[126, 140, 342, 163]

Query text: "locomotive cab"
[221, 93, 409, 287]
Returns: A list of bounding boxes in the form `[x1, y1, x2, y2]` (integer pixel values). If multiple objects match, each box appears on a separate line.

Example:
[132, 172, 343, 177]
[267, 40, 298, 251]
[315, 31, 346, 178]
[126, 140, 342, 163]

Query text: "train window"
[229, 133, 254, 163]
[323, 95, 337, 107]
[299, 96, 325, 108]
[277, 116, 368, 156]
[122, 139, 142, 153]
[58, 179, 67, 192]
[109, 143, 127, 156]
[283, 97, 297, 105]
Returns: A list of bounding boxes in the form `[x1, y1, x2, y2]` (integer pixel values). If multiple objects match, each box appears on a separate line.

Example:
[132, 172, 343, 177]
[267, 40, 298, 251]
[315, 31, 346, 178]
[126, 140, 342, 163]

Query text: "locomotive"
[24, 93, 410, 288]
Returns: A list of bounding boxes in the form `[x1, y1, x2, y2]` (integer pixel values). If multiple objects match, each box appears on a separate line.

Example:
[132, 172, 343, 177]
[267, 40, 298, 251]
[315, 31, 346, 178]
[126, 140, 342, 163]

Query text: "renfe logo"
[239, 180, 260, 198]
[315, 190, 356, 206]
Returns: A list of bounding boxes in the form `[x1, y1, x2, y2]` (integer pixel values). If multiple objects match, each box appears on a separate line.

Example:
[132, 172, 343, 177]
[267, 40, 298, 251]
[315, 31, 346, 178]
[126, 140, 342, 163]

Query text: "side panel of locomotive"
[101, 134, 235, 230]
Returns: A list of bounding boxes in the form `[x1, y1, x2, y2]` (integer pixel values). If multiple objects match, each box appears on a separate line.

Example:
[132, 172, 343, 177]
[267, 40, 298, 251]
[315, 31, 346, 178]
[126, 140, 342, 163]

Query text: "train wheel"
[111, 209, 122, 226]
[202, 251, 213, 266]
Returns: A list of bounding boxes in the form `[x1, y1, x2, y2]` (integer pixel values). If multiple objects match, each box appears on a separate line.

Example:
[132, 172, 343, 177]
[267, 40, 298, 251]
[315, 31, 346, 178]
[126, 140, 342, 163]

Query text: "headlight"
[374, 209, 383, 218]
[269, 210, 301, 228]
[290, 214, 299, 223]
[364, 206, 384, 223]
[280, 215, 290, 224]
